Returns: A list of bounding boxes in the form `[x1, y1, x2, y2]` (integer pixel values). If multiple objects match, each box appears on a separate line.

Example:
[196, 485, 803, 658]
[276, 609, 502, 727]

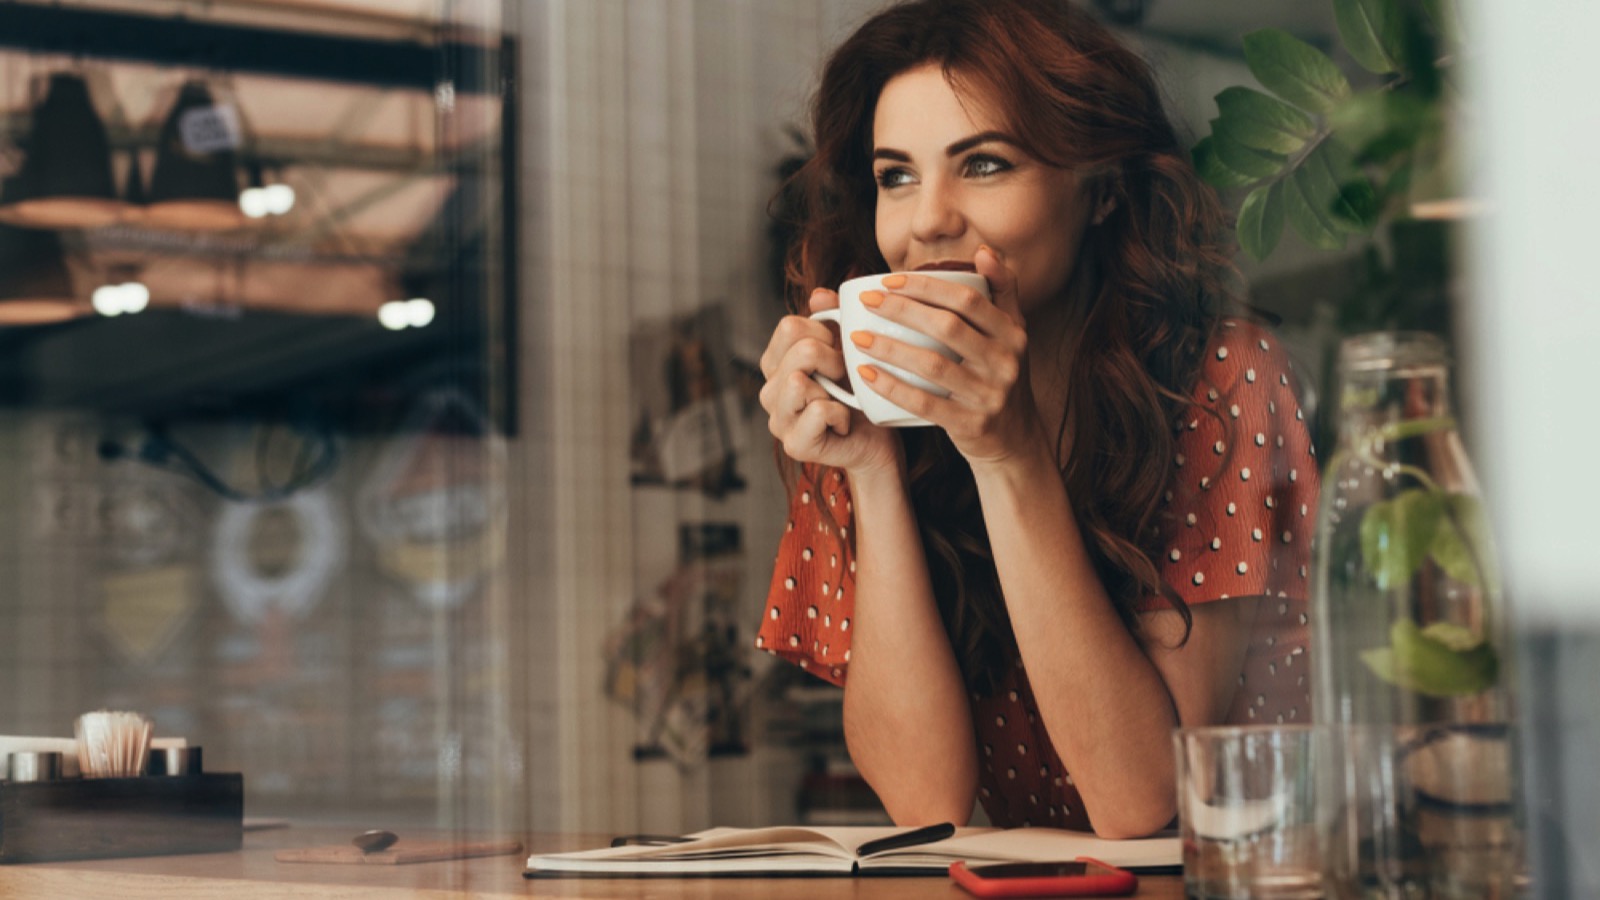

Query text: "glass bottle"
[1310, 332, 1522, 899]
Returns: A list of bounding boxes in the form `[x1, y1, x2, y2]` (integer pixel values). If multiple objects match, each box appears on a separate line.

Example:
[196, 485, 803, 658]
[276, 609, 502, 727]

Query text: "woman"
[756, 0, 1317, 838]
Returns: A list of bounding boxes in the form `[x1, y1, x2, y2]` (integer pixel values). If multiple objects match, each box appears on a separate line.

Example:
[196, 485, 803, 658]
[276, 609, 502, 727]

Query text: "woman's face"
[871, 63, 1096, 316]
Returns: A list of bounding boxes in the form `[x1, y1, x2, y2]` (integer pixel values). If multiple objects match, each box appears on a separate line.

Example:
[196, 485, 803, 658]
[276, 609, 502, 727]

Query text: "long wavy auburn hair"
[778, 0, 1235, 694]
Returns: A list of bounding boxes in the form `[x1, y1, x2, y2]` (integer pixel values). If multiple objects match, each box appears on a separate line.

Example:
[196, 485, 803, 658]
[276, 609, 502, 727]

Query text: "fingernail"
[857, 365, 878, 383]
[979, 244, 1003, 262]
[881, 274, 907, 290]
[861, 290, 885, 308]
[850, 331, 874, 349]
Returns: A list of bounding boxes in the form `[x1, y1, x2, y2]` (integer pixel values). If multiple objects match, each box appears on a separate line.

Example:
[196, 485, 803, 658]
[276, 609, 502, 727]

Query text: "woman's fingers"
[877, 271, 1009, 335]
[847, 330, 991, 400]
[769, 370, 854, 460]
[973, 245, 1023, 323]
[808, 287, 839, 314]
[759, 308, 838, 379]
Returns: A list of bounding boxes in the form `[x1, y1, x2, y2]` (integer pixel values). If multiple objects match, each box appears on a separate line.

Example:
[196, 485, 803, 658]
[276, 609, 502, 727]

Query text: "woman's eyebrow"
[945, 131, 1016, 156]
[871, 131, 1019, 163]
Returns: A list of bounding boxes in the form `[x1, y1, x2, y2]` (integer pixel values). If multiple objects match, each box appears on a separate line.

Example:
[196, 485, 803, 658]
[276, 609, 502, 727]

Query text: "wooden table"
[0, 827, 1185, 898]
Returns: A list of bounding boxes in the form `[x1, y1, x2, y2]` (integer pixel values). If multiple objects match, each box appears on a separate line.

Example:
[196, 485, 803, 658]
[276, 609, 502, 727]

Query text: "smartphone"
[949, 858, 1138, 898]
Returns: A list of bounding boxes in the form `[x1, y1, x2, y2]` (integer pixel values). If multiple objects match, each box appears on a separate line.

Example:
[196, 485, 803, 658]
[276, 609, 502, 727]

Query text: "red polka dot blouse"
[755, 318, 1320, 830]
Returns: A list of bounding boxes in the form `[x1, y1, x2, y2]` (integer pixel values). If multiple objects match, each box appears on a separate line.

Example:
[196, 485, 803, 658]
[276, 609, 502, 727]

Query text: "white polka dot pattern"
[1145, 318, 1317, 737]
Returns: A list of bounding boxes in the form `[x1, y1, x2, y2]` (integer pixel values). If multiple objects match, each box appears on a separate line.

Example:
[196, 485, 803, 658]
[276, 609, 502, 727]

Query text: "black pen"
[856, 821, 957, 857]
[609, 833, 692, 848]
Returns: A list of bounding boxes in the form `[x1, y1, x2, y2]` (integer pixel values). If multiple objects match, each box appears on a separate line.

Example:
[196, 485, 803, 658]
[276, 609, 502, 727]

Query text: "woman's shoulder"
[1191, 316, 1303, 404]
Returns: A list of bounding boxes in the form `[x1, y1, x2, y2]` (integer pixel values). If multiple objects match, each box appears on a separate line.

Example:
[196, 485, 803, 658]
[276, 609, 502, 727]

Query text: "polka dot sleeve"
[1145, 320, 1319, 611]
[754, 465, 855, 686]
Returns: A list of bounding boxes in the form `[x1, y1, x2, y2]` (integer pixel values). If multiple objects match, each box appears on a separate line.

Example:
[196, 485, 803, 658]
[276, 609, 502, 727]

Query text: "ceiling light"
[406, 297, 434, 327]
[238, 183, 296, 219]
[378, 300, 410, 330]
[92, 281, 149, 317]
[262, 183, 295, 215]
[239, 187, 271, 219]
[378, 297, 434, 330]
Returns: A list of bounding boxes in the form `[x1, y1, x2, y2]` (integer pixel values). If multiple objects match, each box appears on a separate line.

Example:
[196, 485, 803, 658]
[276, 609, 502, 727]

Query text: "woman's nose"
[910, 179, 965, 243]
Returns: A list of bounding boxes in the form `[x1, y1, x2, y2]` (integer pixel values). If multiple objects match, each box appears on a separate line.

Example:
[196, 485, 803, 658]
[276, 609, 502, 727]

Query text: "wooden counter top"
[0, 826, 1185, 898]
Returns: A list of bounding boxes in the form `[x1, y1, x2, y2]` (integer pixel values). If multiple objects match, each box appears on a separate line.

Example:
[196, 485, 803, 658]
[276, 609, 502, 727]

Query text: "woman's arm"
[840, 460, 979, 825]
[970, 442, 1252, 838]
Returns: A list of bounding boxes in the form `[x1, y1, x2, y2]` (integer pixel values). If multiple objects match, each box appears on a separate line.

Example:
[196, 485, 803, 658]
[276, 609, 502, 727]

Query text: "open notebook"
[524, 825, 1180, 877]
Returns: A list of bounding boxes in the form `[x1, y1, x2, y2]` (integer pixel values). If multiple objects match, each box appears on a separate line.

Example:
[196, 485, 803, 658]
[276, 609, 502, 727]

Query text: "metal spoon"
[352, 829, 398, 853]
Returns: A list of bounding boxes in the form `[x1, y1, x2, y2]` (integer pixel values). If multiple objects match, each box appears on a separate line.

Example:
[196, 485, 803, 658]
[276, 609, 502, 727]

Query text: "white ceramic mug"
[810, 271, 989, 427]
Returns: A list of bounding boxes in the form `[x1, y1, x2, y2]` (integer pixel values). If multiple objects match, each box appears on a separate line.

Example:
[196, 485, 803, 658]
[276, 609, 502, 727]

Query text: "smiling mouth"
[914, 260, 977, 272]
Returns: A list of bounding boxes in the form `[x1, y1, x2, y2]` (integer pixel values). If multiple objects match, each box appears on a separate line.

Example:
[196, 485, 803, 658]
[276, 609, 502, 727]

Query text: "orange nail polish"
[857, 365, 878, 383]
[850, 331, 874, 349]
[861, 290, 886, 308]
[881, 274, 908, 290]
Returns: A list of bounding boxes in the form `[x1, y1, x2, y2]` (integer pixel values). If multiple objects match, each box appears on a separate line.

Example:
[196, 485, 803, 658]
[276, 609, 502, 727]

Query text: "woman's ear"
[1088, 177, 1118, 225]
[1091, 194, 1117, 225]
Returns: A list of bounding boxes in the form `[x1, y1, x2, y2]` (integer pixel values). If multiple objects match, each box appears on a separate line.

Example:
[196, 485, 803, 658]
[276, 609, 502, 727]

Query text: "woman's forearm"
[970, 441, 1180, 837]
[841, 465, 978, 825]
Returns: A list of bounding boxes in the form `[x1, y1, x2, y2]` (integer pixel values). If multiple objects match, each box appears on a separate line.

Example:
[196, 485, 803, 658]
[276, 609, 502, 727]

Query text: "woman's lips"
[913, 260, 977, 272]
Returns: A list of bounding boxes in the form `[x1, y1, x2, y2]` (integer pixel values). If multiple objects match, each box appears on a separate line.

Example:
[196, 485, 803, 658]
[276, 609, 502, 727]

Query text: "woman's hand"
[759, 288, 901, 475]
[849, 247, 1045, 466]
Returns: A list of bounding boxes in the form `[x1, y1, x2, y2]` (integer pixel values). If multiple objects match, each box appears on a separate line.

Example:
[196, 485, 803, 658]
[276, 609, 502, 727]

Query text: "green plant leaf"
[1192, 136, 1259, 189]
[1360, 646, 1402, 684]
[1419, 621, 1482, 652]
[1359, 488, 1442, 590]
[1284, 162, 1348, 250]
[1244, 29, 1353, 115]
[1211, 119, 1287, 179]
[1215, 87, 1316, 154]
[1422, 0, 1464, 48]
[1429, 509, 1480, 588]
[1335, 0, 1405, 74]
[1381, 617, 1499, 697]
[1329, 90, 1434, 165]
[1237, 181, 1285, 260]
[1435, 494, 1500, 592]
[1314, 139, 1382, 233]
[1384, 161, 1414, 210]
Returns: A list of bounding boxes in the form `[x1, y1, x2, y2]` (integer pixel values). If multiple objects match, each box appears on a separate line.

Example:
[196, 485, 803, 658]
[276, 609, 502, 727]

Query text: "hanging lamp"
[144, 81, 245, 231]
[0, 72, 126, 229]
[0, 217, 84, 325]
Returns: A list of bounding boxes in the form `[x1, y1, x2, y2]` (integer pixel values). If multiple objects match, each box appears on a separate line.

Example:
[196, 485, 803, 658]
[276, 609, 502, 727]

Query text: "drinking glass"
[1175, 724, 1325, 899]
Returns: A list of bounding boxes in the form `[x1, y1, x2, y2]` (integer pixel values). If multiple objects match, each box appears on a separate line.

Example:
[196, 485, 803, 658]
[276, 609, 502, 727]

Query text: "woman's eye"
[964, 154, 1012, 178]
[875, 167, 914, 190]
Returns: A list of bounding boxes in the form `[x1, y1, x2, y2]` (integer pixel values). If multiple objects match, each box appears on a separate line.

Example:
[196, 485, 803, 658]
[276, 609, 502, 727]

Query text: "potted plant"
[1193, 2, 1521, 895]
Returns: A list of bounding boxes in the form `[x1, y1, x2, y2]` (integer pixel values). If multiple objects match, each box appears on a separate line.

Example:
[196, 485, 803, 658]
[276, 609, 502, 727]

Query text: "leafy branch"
[1193, 0, 1459, 260]
[1339, 417, 1501, 697]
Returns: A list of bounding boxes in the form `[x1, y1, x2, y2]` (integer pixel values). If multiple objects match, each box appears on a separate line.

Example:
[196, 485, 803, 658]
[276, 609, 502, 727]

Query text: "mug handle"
[807, 309, 862, 411]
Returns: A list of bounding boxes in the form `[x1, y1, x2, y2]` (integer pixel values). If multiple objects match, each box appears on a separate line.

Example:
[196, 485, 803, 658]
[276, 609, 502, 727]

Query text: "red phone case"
[948, 857, 1139, 898]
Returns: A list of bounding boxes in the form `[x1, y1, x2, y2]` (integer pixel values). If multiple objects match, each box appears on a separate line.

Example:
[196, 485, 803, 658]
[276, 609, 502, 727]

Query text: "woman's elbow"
[881, 781, 976, 827]
[1085, 795, 1176, 839]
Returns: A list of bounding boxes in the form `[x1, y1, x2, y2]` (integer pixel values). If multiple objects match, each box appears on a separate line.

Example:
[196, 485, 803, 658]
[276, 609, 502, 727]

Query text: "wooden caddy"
[0, 773, 243, 864]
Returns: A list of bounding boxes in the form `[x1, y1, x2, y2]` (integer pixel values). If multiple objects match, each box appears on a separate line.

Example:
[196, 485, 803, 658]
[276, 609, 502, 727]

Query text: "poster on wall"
[628, 305, 750, 499]
[603, 522, 753, 766]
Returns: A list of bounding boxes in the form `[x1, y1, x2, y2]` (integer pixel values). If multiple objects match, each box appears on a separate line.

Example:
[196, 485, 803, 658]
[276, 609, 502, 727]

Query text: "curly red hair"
[779, 0, 1234, 693]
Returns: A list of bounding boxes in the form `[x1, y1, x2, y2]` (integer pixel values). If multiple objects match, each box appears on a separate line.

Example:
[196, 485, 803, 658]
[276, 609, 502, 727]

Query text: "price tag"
[179, 103, 241, 153]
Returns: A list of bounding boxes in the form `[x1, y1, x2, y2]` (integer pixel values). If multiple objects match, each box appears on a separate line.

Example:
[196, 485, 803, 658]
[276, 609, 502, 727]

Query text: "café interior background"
[0, 0, 1592, 866]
